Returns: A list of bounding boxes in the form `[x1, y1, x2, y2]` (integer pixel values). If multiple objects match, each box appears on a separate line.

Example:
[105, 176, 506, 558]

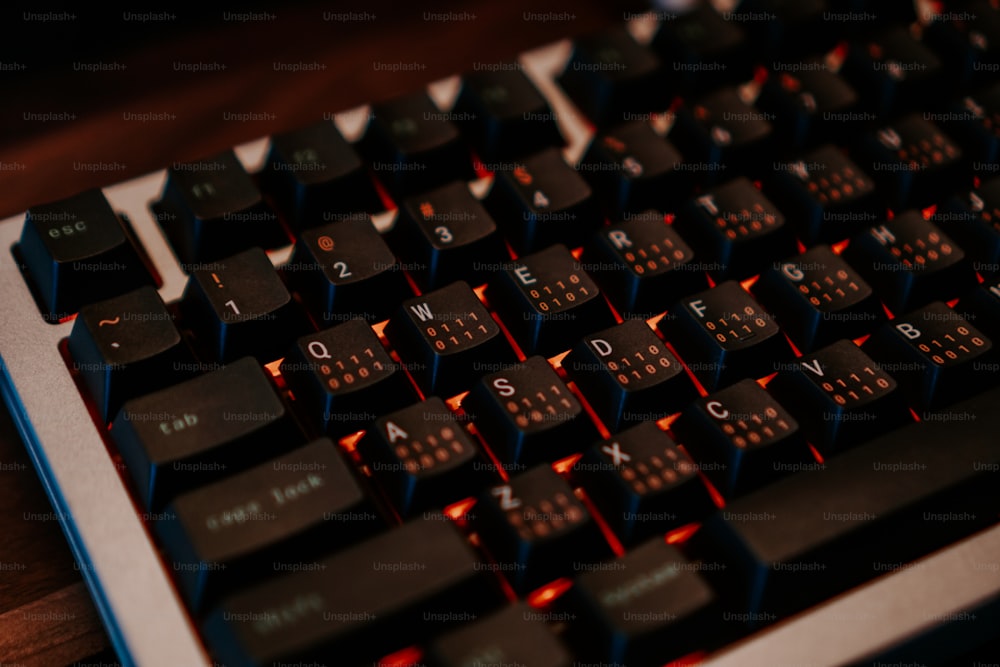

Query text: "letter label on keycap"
[514, 266, 537, 285]
[608, 230, 632, 250]
[492, 378, 515, 397]
[601, 442, 631, 465]
[696, 194, 719, 216]
[492, 485, 521, 510]
[896, 322, 921, 339]
[410, 302, 434, 322]
[706, 400, 729, 419]
[159, 413, 198, 435]
[781, 263, 804, 281]
[589, 338, 613, 357]
[801, 359, 824, 376]
[270, 474, 325, 506]
[871, 225, 897, 245]
[385, 420, 409, 443]
[688, 299, 708, 318]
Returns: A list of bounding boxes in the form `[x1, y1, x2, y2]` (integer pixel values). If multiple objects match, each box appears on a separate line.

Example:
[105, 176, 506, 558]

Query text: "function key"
[842, 27, 944, 117]
[558, 27, 666, 127]
[757, 63, 863, 149]
[672, 177, 796, 280]
[19, 189, 153, 319]
[582, 210, 705, 317]
[359, 92, 474, 197]
[280, 320, 415, 437]
[753, 245, 885, 352]
[262, 120, 382, 229]
[488, 244, 614, 357]
[452, 66, 565, 162]
[564, 320, 696, 433]
[154, 150, 286, 265]
[384, 281, 515, 398]
[464, 356, 597, 467]
[485, 147, 602, 254]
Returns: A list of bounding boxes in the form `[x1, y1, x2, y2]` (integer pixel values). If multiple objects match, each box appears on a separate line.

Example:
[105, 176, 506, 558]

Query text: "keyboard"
[2, 3, 1000, 666]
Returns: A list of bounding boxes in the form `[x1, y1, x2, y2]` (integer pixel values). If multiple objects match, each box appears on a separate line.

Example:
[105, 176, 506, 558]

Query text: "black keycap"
[111, 357, 301, 508]
[385, 281, 515, 397]
[961, 275, 1000, 339]
[359, 398, 484, 517]
[280, 320, 415, 437]
[473, 464, 609, 593]
[182, 247, 308, 363]
[485, 147, 602, 254]
[935, 175, 1000, 267]
[564, 320, 696, 433]
[689, 382, 1000, 619]
[204, 516, 501, 666]
[68, 286, 194, 422]
[581, 210, 705, 316]
[765, 144, 881, 244]
[262, 120, 382, 229]
[286, 218, 411, 324]
[863, 302, 996, 410]
[564, 539, 718, 666]
[388, 181, 506, 290]
[924, 1, 1000, 89]
[758, 63, 864, 149]
[579, 120, 690, 217]
[753, 245, 885, 352]
[18, 188, 153, 319]
[488, 244, 614, 357]
[154, 150, 286, 265]
[734, 0, 836, 59]
[464, 356, 596, 466]
[843, 27, 944, 117]
[941, 83, 1000, 171]
[658, 281, 791, 390]
[767, 339, 910, 454]
[842, 211, 976, 313]
[651, 1, 752, 92]
[671, 379, 810, 497]
[558, 27, 665, 127]
[428, 602, 573, 667]
[672, 177, 796, 280]
[157, 438, 380, 609]
[360, 91, 474, 197]
[573, 422, 714, 545]
[668, 88, 774, 183]
[857, 115, 968, 209]
[452, 66, 565, 162]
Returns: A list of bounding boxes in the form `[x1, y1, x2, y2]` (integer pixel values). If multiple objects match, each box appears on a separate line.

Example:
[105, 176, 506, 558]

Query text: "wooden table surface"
[0, 2, 635, 664]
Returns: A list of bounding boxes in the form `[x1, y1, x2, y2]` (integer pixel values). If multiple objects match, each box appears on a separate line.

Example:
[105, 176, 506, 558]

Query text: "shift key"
[111, 357, 302, 508]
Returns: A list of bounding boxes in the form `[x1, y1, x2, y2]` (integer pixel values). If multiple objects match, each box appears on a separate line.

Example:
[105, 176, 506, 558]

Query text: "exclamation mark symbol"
[212, 273, 224, 288]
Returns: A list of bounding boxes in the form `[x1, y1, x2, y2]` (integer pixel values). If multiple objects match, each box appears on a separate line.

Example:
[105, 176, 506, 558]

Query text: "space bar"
[691, 383, 1000, 619]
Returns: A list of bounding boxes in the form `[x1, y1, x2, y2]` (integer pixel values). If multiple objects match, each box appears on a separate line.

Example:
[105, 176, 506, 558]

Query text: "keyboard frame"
[1, 15, 998, 666]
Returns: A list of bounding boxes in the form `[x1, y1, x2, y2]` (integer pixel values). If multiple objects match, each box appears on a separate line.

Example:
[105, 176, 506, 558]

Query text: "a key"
[111, 357, 301, 508]
[262, 120, 382, 229]
[563, 320, 697, 433]
[842, 211, 976, 313]
[753, 245, 885, 352]
[672, 177, 796, 280]
[581, 210, 705, 316]
[688, 382, 1000, 619]
[280, 320, 415, 438]
[671, 379, 810, 497]
[485, 147, 602, 254]
[857, 114, 968, 209]
[464, 356, 597, 467]
[961, 275, 1000, 339]
[153, 150, 286, 265]
[658, 281, 791, 390]
[473, 464, 609, 593]
[767, 339, 910, 454]
[573, 421, 714, 545]
[68, 286, 194, 422]
[452, 67, 565, 162]
[488, 244, 614, 357]
[935, 176, 1000, 267]
[924, 1, 1000, 89]
[557, 27, 665, 127]
[388, 181, 506, 290]
[942, 83, 1000, 171]
[157, 438, 381, 610]
[668, 87, 774, 183]
[358, 397, 484, 517]
[564, 539, 718, 666]
[764, 144, 880, 244]
[757, 63, 863, 149]
[286, 218, 411, 324]
[842, 27, 944, 117]
[18, 188, 153, 319]
[359, 92, 474, 197]
[427, 602, 573, 667]
[204, 516, 502, 665]
[651, 1, 752, 92]
[863, 302, 996, 410]
[181, 247, 308, 363]
[578, 120, 690, 217]
[384, 281, 515, 397]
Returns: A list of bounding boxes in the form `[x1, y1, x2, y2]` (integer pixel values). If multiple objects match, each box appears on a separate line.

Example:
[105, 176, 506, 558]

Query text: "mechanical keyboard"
[2, 2, 1000, 666]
